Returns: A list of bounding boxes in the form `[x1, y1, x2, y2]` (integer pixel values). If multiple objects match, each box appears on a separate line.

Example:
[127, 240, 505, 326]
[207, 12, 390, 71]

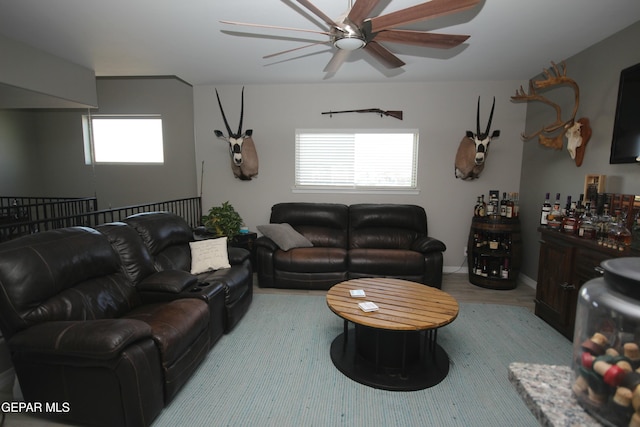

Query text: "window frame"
[293, 128, 420, 194]
[82, 114, 165, 165]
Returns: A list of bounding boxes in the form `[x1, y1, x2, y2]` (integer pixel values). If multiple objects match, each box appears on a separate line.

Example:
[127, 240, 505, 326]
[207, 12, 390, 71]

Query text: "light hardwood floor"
[254, 272, 537, 312]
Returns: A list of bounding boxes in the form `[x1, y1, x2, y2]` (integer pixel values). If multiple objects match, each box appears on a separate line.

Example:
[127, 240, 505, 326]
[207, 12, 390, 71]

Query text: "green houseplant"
[202, 201, 243, 238]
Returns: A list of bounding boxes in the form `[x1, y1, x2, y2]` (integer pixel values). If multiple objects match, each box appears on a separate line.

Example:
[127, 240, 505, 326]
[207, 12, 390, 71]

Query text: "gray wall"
[518, 21, 640, 279]
[0, 110, 40, 194]
[194, 81, 527, 270]
[0, 34, 97, 108]
[0, 76, 198, 208]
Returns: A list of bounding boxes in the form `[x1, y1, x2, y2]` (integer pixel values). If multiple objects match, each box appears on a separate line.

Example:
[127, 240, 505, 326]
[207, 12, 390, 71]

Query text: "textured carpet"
[153, 294, 571, 427]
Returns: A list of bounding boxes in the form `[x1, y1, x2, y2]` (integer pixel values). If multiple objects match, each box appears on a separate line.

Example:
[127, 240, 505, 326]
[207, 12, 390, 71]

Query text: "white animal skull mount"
[511, 61, 590, 166]
[214, 87, 259, 180]
[454, 96, 500, 180]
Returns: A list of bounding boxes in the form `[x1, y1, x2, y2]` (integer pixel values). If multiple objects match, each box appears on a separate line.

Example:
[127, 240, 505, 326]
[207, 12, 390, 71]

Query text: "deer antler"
[511, 61, 580, 150]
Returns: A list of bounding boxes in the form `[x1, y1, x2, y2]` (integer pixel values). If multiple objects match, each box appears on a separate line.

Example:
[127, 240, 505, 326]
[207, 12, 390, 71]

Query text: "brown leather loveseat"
[0, 212, 252, 427]
[256, 203, 446, 290]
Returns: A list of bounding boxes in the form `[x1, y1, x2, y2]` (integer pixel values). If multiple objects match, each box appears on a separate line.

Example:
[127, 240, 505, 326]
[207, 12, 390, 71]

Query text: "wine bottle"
[500, 192, 508, 217]
[540, 193, 551, 225]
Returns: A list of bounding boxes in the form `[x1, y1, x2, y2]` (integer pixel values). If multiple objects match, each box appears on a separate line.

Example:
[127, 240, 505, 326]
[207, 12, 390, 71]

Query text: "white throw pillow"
[189, 237, 231, 274]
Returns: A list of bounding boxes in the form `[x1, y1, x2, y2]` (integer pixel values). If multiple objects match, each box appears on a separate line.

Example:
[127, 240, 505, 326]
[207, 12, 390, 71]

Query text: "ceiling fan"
[220, 0, 481, 73]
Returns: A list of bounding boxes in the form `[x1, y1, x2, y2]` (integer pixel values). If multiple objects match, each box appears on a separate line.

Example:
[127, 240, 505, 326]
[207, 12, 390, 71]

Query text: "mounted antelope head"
[454, 96, 500, 180]
[511, 61, 591, 166]
[214, 87, 259, 180]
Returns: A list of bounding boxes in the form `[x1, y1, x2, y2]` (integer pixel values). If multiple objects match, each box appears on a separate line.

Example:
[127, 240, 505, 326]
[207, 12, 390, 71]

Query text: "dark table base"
[330, 324, 450, 391]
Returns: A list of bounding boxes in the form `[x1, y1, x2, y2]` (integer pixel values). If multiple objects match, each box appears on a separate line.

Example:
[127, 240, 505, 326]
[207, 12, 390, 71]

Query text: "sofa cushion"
[0, 227, 136, 336]
[125, 212, 193, 255]
[257, 223, 313, 251]
[270, 203, 348, 248]
[189, 238, 230, 274]
[97, 222, 157, 284]
[274, 247, 348, 273]
[124, 299, 209, 366]
[348, 248, 425, 275]
[349, 204, 427, 249]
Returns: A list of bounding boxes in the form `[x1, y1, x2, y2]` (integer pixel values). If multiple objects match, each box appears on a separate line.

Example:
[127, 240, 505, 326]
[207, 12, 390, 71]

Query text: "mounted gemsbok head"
[214, 87, 259, 180]
[454, 96, 500, 180]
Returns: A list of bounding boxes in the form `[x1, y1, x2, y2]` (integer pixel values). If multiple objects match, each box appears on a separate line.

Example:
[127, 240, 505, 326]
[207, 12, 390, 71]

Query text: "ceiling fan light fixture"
[334, 36, 365, 51]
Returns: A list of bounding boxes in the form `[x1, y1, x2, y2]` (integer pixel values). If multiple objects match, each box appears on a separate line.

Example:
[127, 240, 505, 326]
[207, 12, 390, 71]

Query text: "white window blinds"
[295, 130, 418, 190]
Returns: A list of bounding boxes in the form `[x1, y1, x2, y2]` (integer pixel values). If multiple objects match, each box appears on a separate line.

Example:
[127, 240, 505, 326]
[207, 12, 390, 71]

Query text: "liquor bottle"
[578, 202, 596, 239]
[475, 256, 483, 276]
[596, 204, 612, 245]
[631, 210, 640, 251]
[500, 258, 510, 279]
[501, 234, 512, 251]
[506, 193, 514, 219]
[486, 194, 495, 216]
[561, 198, 578, 234]
[480, 195, 487, 217]
[547, 193, 563, 230]
[513, 192, 520, 218]
[540, 193, 551, 225]
[489, 234, 500, 250]
[473, 196, 483, 217]
[553, 193, 562, 213]
[500, 192, 508, 217]
[576, 194, 585, 217]
[489, 260, 500, 278]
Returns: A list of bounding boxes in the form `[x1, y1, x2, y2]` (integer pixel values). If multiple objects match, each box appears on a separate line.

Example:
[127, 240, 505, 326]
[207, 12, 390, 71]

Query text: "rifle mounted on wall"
[321, 108, 403, 120]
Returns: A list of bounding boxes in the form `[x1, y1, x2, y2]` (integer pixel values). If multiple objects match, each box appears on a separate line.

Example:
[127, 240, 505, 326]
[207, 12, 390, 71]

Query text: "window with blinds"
[295, 130, 418, 191]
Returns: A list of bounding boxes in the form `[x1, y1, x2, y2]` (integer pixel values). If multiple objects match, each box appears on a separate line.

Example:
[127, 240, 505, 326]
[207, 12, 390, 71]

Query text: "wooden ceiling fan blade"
[369, 0, 480, 32]
[263, 41, 330, 59]
[347, 0, 381, 26]
[296, 0, 338, 29]
[374, 30, 470, 49]
[220, 20, 330, 36]
[324, 49, 351, 73]
[364, 41, 405, 69]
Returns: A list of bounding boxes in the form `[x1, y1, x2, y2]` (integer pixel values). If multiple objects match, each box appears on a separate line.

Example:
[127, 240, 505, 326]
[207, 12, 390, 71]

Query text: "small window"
[295, 130, 418, 192]
[83, 115, 164, 164]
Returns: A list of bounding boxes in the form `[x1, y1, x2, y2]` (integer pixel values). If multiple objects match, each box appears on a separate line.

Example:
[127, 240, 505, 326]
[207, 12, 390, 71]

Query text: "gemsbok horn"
[214, 87, 259, 180]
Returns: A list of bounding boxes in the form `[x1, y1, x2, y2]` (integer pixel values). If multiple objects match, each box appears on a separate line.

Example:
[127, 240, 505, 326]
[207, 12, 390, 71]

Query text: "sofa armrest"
[138, 270, 198, 293]
[9, 319, 152, 360]
[411, 236, 447, 254]
[254, 236, 279, 252]
[228, 246, 250, 265]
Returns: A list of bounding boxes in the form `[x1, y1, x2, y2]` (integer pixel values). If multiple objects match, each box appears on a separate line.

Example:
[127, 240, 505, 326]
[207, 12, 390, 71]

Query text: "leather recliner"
[124, 212, 253, 332]
[0, 227, 210, 427]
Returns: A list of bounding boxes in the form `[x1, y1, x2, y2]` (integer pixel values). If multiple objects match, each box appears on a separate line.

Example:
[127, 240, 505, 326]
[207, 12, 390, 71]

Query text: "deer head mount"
[511, 61, 591, 166]
[214, 87, 259, 180]
[454, 96, 500, 180]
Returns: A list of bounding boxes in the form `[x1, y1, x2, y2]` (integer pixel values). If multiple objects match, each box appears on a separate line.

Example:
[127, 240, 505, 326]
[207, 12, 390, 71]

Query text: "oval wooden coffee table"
[326, 278, 459, 391]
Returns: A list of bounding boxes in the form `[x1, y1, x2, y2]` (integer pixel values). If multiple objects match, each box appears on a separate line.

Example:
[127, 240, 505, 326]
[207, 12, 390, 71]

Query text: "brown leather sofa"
[123, 212, 253, 333]
[0, 212, 252, 427]
[256, 203, 446, 290]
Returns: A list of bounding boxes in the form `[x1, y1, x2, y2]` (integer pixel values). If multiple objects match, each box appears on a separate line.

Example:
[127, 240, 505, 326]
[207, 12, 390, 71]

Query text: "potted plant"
[202, 201, 243, 238]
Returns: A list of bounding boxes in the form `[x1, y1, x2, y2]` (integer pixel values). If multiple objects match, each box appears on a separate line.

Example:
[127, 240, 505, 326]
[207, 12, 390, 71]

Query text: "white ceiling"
[1, 0, 639, 86]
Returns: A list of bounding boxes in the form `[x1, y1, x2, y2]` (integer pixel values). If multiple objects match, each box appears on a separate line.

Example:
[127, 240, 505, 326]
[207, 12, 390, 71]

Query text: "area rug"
[154, 294, 571, 427]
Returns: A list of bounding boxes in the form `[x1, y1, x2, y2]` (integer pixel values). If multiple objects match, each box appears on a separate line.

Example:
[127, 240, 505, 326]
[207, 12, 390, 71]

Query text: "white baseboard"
[518, 273, 537, 289]
[444, 265, 468, 274]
